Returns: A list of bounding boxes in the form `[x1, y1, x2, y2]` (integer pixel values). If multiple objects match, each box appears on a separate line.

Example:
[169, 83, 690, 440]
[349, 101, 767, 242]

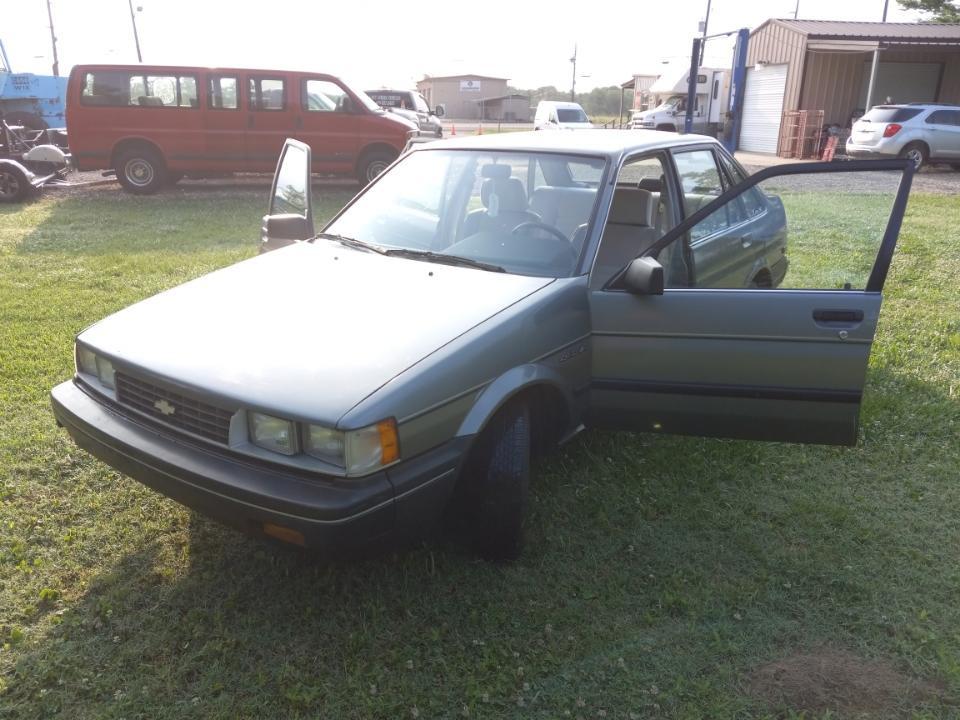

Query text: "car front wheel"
[356, 151, 396, 185]
[459, 401, 531, 561]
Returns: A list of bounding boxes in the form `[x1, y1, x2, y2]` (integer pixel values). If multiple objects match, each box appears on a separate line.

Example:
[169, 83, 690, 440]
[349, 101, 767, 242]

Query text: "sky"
[9, 0, 923, 91]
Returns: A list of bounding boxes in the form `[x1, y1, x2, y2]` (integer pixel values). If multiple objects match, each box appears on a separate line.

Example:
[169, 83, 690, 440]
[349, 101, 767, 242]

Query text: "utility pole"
[793, 0, 800, 19]
[45, 0, 60, 76]
[569, 44, 577, 102]
[864, 0, 890, 110]
[128, 0, 143, 63]
[699, 0, 712, 65]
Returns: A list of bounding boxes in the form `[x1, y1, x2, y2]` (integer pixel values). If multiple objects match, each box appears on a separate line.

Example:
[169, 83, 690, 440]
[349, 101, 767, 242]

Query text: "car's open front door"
[260, 138, 314, 253]
[589, 159, 913, 445]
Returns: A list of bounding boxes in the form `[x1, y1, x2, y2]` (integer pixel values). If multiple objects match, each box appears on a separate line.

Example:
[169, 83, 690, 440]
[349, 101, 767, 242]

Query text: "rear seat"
[593, 188, 659, 284]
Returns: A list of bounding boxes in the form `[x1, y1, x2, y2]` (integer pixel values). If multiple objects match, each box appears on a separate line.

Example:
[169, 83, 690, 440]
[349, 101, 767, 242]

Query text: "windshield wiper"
[314, 232, 387, 255]
[383, 248, 506, 273]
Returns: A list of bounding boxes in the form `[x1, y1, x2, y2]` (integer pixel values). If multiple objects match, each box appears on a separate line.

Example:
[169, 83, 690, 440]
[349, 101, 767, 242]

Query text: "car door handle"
[247, 115, 254, 129]
[813, 309, 864, 325]
[741, 233, 754, 248]
[295, 115, 303, 129]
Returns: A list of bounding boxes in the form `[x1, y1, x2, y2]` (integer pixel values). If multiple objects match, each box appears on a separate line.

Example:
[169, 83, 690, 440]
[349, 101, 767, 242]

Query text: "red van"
[66, 65, 417, 193]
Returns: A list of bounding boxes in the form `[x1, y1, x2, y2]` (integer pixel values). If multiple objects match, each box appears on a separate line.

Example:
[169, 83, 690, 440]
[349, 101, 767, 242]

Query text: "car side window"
[208, 76, 238, 109]
[303, 79, 351, 113]
[593, 154, 684, 286]
[926, 109, 960, 126]
[673, 149, 727, 242]
[249, 77, 285, 111]
[652, 167, 903, 290]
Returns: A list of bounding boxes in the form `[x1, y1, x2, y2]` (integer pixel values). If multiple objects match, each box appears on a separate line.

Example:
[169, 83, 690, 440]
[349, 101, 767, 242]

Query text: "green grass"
[1, 187, 959, 719]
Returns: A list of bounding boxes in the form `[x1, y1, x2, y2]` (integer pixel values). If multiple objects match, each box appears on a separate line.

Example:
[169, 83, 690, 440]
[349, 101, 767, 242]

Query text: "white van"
[534, 101, 594, 130]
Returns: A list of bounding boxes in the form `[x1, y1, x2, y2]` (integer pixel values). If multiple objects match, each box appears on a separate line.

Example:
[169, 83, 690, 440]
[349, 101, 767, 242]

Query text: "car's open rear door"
[589, 159, 913, 445]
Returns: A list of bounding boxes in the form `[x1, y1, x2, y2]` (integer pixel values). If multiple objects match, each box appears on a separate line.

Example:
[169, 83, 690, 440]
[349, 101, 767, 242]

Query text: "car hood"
[80, 242, 553, 425]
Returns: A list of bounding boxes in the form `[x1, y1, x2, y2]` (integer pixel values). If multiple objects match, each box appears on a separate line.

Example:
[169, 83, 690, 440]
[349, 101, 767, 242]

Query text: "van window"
[81, 71, 198, 108]
[303, 79, 350, 112]
[249, 77, 285, 111]
[208, 76, 239, 109]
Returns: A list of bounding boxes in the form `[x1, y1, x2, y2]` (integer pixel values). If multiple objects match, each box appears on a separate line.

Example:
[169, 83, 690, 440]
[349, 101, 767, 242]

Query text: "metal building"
[741, 19, 960, 154]
[416, 74, 510, 120]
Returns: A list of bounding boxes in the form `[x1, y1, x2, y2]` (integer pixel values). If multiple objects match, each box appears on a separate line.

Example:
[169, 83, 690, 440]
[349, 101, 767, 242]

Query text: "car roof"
[873, 103, 960, 110]
[414, 129, 718, 159]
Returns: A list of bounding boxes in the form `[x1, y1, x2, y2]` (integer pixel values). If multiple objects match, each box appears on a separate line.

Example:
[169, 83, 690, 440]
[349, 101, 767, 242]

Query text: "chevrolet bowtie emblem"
[154, 399, 176, 416]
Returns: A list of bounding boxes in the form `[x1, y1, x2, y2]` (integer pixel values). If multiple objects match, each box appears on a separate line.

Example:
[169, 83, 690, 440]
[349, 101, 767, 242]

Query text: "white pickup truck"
[632, 66, 728, 135]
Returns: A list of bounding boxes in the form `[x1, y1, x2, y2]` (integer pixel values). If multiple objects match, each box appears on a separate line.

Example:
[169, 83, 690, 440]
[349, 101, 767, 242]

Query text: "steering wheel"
[511, 221, 569, 244]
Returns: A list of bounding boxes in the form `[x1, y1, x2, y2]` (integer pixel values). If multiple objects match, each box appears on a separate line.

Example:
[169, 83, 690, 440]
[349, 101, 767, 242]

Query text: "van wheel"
[460, 401, 531, 561]
[116, 147, 167, 194]
[356, 151, 395, 185]
[0, 166, 31, 203]
[899, 142, 928, 171]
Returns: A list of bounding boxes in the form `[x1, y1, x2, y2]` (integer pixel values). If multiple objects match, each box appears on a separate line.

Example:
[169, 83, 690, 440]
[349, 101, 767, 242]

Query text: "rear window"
[860, 107, 923, 123]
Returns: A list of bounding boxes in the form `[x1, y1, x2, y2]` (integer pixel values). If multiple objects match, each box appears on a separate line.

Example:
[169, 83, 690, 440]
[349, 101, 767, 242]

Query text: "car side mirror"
[622, 257, 664, 295]
[434, 105, 445, 117]
[260, 213, 313, 253]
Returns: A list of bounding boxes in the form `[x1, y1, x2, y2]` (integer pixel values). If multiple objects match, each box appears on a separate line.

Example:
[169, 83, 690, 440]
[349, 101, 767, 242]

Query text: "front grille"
[115, 373, 233, 444]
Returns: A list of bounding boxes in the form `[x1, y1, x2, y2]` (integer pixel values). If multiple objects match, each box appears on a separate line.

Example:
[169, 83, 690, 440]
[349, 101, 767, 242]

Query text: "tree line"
[508, 85, 636, 118]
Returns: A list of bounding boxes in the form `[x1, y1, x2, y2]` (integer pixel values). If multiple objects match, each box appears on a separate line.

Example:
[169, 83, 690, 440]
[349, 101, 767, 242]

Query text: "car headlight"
[306, 418, 399, 475]
[249, 412, 297, 456]
[75, 343, 116, 389]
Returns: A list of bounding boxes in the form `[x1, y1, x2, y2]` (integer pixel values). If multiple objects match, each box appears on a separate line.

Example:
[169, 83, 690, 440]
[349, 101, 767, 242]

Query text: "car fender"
[456, 363, 575, 440]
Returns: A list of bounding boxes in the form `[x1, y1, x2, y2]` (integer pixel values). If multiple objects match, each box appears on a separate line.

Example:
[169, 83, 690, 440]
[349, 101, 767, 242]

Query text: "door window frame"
[248, 76, 287, 112]
[638, 157, 914, 293]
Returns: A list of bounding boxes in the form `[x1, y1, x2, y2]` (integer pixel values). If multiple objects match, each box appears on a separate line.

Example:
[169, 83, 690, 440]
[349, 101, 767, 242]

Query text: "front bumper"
[51, 379, 465, 551]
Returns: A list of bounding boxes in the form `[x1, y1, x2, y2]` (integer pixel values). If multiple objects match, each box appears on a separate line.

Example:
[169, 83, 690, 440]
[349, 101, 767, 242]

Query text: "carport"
[741, 19, 960, 154]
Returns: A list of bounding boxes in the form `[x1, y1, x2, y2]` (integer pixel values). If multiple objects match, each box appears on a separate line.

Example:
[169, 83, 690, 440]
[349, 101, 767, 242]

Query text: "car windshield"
[323, 149, 608, 278]
[557, 108, 588, 123]
[860, 106, 923, 123]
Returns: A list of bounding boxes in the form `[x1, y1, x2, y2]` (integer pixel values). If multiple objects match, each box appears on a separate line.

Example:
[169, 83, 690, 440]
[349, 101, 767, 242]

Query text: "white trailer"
[631, 66, 728, 135]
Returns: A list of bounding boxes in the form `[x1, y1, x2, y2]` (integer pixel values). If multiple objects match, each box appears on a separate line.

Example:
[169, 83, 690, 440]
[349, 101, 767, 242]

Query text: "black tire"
[4, 111, 48, 131]
[951, 164, 960, 172]
[899, 142, 928, 171]
[656, 124, 678, 133]
[356, 150, 396, 185]
[115, 146, 167, 194]
[0, 165, 32, 203]
[460, 401, 531, 561]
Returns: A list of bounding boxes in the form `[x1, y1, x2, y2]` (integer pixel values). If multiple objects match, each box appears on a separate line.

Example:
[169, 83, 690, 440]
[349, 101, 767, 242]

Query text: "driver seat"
[462, 177, 539, 237]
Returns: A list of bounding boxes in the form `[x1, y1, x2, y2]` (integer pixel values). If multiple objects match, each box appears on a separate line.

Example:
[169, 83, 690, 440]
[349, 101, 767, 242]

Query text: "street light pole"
[128, 0, 143, 63]
[864, 0, 890, 111]
[45, 0, 60, 76]
[570, 44, 577, 102]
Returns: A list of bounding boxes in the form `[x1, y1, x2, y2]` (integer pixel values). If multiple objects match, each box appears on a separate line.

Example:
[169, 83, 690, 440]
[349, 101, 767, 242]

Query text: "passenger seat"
[593, 188, 659, 284]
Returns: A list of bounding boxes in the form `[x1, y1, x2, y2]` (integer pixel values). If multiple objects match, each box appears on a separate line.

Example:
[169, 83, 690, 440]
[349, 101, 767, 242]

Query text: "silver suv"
[846, 104, 960, 170]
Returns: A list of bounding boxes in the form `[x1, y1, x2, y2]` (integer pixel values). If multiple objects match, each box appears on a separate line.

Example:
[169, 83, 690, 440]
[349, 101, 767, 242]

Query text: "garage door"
[740, 64, 788, 154]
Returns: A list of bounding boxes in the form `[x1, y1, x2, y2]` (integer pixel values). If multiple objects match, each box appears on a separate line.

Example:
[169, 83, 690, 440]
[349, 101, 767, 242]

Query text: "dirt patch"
[745, 647, 943, 717]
